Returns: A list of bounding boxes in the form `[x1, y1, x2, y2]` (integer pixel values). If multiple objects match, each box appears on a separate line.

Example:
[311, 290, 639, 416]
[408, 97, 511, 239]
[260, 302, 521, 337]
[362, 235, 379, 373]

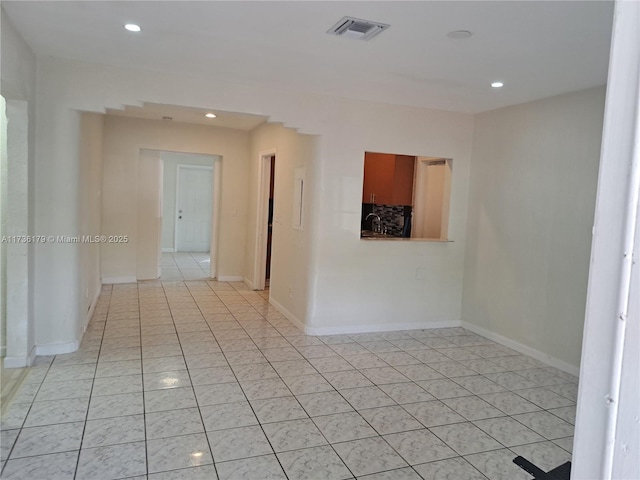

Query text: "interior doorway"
[253, 150, 276, 290]
[156, 151, 220, 280]
[265, 155, 275, 286]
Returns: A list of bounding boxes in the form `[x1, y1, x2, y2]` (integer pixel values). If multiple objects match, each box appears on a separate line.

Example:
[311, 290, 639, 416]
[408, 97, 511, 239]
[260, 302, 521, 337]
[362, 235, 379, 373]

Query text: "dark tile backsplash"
[362, 204, 412, 237]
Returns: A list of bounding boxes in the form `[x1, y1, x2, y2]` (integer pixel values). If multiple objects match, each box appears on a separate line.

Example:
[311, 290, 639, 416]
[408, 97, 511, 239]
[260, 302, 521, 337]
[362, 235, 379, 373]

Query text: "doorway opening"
[158, 152, 220, 281]
[412, 157, 452, 240]
[253, 150, 276, 290]
[265, 155, 275, 287]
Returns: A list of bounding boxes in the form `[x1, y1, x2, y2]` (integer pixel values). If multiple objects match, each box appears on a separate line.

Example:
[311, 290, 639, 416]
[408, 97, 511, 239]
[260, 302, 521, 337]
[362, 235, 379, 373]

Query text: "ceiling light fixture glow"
[205, 113, 217, 118]
[491, 82, 504, 88]
[125, 24, 141, 32]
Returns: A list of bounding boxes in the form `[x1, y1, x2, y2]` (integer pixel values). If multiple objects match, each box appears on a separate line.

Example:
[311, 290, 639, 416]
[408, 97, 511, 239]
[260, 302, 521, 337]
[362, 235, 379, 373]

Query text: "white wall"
[307, 100, 474, 334]
[32, 56, 473, 345]
[246, 123, 319, 326]
[461, 87, 606, 373]
[1, 9, 37, 366]
[161, 152, 217, 252]
[136, 149, 163, 281]
[77, 113, 104, 331]
[101, 115, 250, 282]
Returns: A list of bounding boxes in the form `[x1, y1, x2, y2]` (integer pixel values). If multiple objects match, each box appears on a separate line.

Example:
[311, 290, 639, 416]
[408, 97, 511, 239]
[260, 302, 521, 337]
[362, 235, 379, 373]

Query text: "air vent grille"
[327, 16, 390, 41]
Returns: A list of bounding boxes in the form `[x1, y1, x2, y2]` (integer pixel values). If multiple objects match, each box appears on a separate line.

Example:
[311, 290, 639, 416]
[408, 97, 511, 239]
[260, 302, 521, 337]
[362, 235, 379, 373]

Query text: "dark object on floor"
[513, 456, 572, 479]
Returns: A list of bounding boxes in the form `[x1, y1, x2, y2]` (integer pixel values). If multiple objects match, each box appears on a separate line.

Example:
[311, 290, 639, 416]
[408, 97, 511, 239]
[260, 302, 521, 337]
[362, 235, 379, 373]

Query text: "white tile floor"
[160, 253, 211, 281]
[0, 279, 578, 480]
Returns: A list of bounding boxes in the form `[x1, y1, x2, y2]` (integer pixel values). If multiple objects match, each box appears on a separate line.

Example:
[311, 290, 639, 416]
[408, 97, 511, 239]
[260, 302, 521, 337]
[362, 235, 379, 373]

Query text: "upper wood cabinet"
[362, 152, 415, 206]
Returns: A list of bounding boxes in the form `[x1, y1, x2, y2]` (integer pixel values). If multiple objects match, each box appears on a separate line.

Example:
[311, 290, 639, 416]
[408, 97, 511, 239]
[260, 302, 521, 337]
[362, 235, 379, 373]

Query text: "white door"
[176, 165, 213, 252]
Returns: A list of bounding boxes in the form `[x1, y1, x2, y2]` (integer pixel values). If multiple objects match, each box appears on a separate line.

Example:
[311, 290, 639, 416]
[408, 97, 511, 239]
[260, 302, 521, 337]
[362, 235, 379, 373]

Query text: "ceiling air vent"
[327, 16, 390, 41]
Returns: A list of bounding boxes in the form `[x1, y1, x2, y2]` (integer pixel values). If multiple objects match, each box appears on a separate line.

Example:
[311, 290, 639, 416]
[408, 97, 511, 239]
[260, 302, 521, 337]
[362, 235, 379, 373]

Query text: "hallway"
[0, 280, 576, 479]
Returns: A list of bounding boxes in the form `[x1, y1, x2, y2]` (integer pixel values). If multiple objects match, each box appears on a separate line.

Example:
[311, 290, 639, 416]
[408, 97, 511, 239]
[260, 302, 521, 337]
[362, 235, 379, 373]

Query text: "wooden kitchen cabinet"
[362, 152, 415, 206]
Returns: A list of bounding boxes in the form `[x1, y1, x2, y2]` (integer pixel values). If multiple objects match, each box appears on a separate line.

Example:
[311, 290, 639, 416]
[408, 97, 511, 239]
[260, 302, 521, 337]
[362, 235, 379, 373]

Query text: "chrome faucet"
[365, 213, 382, 233]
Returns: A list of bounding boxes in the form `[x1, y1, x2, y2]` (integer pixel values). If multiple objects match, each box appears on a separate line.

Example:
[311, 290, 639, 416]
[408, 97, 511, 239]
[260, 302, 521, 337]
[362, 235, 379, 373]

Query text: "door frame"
[253, 149, 276, 290]
[173, 163, 220, 278]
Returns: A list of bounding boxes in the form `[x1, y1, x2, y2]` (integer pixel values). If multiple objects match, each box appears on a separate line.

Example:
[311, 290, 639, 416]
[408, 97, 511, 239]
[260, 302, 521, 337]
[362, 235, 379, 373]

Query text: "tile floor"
[160, 253, 210, 281]
[0, 279, 578, 480]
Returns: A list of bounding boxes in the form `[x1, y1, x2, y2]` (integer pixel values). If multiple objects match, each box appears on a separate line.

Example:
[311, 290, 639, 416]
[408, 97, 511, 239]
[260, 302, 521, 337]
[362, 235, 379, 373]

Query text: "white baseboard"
[84, 285, 101, 331]
[2, 356, 26, 368]
[264, 301, 461, 338]
[306, 320, 461, 336]
[217, 275, 244, 282]
[162, 248, 175, 253]
[35, 340, 80, 357]
[268, 298, 306, 331]
[4, 345, 37, 368]
[102, 275, 137, 284]
[461, 321, 580, 376]
[243, 277, 255, 290]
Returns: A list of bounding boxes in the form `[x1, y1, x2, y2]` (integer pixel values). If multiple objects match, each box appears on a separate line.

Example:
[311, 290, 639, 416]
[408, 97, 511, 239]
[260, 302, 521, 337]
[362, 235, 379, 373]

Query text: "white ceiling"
[106, 103, 268, 130]
[2, 1, 614, 114]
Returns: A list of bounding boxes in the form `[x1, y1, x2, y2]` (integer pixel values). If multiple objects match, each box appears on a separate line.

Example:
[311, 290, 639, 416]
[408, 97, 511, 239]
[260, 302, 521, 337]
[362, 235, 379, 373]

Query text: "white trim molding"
[35, 341, 79, 357]
[4, 345, 37, 368]
[253, 149, 277, 291]
[84, 286, 102, 331]
[217, 275, 244, 282]
[102, 275, 137, 284]
[461, 321, 580, 376]
[243, 276, 256, 291]
[573, 2, 640, 478]
[268, 297, 305, 331]
[307, 320, 461, 337]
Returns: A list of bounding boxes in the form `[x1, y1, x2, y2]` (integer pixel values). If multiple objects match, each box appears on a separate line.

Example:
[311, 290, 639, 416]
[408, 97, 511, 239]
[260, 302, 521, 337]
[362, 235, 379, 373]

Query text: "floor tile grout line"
[2, 274, 575, 479]
[190, 279, 295, 480]
[133, 283, 151, 479]
[168, 280, 221, 480]
[72, 285, 112, 480]
[206, 281, 436, 478]
[0, 354, 55, 474]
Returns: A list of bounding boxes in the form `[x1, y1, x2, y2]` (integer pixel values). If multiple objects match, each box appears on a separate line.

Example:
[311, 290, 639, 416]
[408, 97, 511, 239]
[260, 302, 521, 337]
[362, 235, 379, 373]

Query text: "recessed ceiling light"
[205, 113, 217, 118]
[447, 30, 473, 39]
[124, 24, 141, 32]
[491, 82, 504, 88]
